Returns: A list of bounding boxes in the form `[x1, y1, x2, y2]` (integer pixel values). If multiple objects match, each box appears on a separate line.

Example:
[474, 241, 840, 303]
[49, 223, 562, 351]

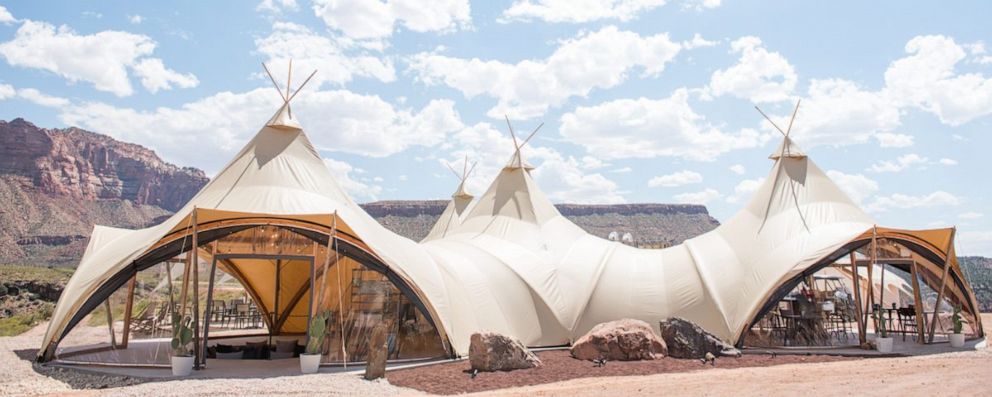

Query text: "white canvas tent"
[40, 86, 983, 364]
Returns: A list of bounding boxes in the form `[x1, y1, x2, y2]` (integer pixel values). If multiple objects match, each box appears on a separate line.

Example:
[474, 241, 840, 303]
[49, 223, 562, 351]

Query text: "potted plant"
[300, 310, 328, 374]
[873, 306, 893, 353]
[949, 304, 965, 348]
[170, 313, 195, 376]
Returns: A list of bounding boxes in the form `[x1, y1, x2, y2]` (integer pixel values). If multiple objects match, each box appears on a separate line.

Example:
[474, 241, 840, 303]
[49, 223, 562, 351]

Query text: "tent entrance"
[201, 253, 316, 365]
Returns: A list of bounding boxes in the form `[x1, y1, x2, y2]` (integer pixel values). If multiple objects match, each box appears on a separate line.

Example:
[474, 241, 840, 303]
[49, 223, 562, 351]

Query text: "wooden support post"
[121, 274, 137, 348]
[191, 208, 201, 370]
[104, 300, 117, 348]
[863, 227, 877, 332]
[911, 261, 926, 344]
[849, 251, 865, 345]
[927, 227, 955, 343]
[201, 251, 218, 368]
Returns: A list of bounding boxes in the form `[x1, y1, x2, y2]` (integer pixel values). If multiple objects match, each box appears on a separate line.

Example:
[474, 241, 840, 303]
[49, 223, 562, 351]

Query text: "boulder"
[658, 317, 740, 359]
[570, 319, 667, 361]
[363, 323, 390, 380]
[469, 332, 541, 371]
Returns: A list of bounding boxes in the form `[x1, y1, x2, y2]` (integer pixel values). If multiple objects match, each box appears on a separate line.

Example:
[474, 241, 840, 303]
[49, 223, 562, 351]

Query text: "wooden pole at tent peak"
[849, 251, 865, 345]
[191, 208, 202, 370]
[927, 227, 956, 343]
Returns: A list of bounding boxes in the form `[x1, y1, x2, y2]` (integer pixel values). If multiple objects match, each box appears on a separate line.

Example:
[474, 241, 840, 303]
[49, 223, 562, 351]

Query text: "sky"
[0, 1, 990, 254]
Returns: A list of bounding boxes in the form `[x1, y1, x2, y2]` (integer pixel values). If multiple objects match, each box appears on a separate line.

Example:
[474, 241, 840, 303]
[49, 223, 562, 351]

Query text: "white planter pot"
[875, 337, 894, 353]
[300, 353, 321, 374]
[950, 332, 965, 348]
[171, 355, 194, 376]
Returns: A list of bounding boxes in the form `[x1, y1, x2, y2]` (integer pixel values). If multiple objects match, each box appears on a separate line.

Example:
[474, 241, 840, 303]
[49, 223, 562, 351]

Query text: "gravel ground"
[0, 322, 421, 397]
[388, 349, 854, 395]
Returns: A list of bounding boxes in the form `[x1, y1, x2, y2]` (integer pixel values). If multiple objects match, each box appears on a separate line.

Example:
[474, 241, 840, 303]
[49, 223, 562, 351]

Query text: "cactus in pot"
[170, 312, 195, 376]
[171, 312, 194, 357]
[950, 304, 966, 347]
[300, 310, 330, 373]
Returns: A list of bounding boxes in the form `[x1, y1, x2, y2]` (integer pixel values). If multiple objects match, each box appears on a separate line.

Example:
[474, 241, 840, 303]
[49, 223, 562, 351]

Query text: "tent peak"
[446, 156, 476, 199]
[503, 116, 542, 171]
[263, 60, 316, 131]
[756, 100, 806, 160]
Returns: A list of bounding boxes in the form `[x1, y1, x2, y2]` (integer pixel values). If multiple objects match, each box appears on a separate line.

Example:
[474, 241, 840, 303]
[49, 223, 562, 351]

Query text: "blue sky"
[1, 1, 991, 254]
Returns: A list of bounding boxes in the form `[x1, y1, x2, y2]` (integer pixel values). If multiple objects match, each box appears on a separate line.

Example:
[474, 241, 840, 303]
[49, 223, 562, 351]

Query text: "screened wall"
[51, 223, 448, 367]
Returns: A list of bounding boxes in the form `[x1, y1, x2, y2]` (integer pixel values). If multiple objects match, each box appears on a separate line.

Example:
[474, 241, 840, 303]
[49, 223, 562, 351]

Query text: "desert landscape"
[1, 315, 989, 396]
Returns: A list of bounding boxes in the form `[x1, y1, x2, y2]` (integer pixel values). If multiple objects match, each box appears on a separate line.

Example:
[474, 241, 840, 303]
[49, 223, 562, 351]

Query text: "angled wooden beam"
[911, 260, 927, 344]
[120, 274, 137, 348]
[849, 251, 866, 345]
[927, 227, 956, 343]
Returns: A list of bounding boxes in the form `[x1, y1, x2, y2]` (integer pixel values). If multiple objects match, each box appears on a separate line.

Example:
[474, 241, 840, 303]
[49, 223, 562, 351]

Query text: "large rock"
[570, 319, 667, 361]
[469, 332, 541, 371]
[658, 317, 739, 359]
[364, 323, 390, 380]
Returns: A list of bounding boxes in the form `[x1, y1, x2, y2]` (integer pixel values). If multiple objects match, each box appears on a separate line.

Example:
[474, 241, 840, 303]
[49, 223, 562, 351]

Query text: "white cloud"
[0, 5, 16, 24]
[132, 58, 199, 93]
[257, 0, 298, 13]
[865, 191, 960, 212]
[763, 79, 901, 149]
[0, 20, 195, 96]
[959, 212, 983, 220]
[729, 164, 746, 175]
[725, 177, 764, 204]
[255, 22, 395, 87]
[938, 158, 957, 166]
[867, 153, 928, 173]
[706, 36, 797, 103]
[323, 158, 382, 201]
[408, 26, 681, 119]
[499, 0, 668, 23]
[884, 35, 992, 126]
[682, 33, 718, 49]
[647, 170, 702, 188]
[674, 188, 721, 205]
[532, 153, 626, 204]
[560, 88, 768, 160]
[825, 170, 878, 205]
[0, 83, 14, 100]
[311, 0, 470, 44]
[683, 0, 721, 10]
[579, 155, 608, 170]
[874, 132, 914, 148]
[127, 14, 143, 24]
[958, 230, 992, 256]
[611, 166, 632, 173]
[58, 88, 463, 172]
[17, 88, 69, 108]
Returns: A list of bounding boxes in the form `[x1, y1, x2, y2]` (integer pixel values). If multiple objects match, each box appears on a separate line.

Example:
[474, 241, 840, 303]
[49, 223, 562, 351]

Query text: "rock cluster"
[468, 332, 541, 371]
[570, 319, 667, 361]
[658, 317, 740, 359]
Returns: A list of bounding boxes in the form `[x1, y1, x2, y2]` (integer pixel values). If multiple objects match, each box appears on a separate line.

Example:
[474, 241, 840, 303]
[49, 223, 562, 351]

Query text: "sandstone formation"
[570, 319, 667, 361]
[469, 332, 541, 371]
[658, 317, 740, 359]
[364, 322, 390, 380]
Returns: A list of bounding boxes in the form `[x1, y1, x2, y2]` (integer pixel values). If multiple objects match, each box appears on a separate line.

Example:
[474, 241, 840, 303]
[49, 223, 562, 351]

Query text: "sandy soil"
[3, 317, 991, 397]
[389, 350, 854, 395]
[462, 316, 992, 397]
[0, 322, 421, 397]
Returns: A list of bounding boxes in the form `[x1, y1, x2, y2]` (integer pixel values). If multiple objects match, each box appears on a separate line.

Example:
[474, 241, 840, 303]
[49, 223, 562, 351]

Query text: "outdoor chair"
[897, 306, 918, 341]
[129, 301, 159, 336]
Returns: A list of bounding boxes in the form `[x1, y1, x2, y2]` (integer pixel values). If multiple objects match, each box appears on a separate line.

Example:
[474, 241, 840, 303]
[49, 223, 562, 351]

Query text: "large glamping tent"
[39, 76, 983, 368]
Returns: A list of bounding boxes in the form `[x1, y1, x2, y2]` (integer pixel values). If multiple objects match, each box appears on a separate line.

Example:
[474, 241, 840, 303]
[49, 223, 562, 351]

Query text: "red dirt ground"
[387, 350, 858, 395]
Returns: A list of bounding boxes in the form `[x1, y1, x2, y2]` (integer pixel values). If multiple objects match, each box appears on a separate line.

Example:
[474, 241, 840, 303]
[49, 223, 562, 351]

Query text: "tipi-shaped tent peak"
[446, 156, 477, 201]
[503, 116, 542, 171]
[756, 100, 806, 160]
[263, 60, 317, 131]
